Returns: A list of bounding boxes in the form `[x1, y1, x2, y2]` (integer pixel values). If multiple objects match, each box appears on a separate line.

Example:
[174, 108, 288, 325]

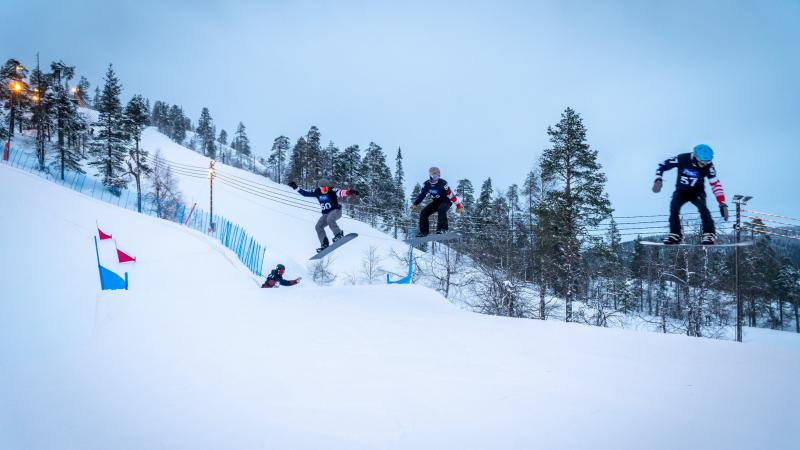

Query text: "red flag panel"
[98, 227, 112, 240]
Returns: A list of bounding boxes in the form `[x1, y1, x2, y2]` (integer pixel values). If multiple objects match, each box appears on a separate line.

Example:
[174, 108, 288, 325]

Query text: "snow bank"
[2, 141, 799, 450]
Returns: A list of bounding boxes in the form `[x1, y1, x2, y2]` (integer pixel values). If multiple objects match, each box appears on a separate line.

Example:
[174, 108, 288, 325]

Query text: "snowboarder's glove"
[455, 204, 464, 214]
[652, 178, 663, 193]
[288, 181, 298, 190]
[349, 189, 360, 196]
[410, 204, 417, 212]
[719, 202, 729, 222]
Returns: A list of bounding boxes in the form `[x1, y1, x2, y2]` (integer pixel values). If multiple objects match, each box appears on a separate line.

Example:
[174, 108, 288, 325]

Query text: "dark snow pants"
[669, 190, 715, 235]
[419, 201, 451, 234]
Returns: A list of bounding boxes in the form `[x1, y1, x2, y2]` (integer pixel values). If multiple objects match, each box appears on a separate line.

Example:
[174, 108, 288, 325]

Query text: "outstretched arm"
[335, 188, 360, 198]
[279, 276, 300, 286]
[707, 165, 726, 204]
[444, 183, 462, 209]
[655, 156, 679, 179]
[289, 181, 316, 197]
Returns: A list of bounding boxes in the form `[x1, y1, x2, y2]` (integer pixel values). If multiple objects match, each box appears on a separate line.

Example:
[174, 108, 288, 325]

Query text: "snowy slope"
[2, 162, 800, 450]
[139, 127, 411, 279]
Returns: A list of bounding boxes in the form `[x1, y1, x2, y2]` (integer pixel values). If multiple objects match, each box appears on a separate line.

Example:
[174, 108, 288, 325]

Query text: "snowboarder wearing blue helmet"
[652, 144, 729, 245]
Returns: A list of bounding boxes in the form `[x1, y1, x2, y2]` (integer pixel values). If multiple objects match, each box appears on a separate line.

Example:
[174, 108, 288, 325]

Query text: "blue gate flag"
[94, 236, 128, 290]
[387, 231, 415, 285]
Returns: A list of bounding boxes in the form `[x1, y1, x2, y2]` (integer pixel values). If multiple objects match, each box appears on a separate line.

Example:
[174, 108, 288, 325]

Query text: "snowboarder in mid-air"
[652, 144, 729, 245]
[289, 178, 359, 253]
[410, 166, 463, 237]
[261, 264, 301, 288]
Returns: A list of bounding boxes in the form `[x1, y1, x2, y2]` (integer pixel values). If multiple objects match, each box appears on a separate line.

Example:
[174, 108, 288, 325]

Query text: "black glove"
[652, 178, 663, 193]
[288, 181, 298, 190]
[349, 189, 360, 196]
[719, 202, 729, 221]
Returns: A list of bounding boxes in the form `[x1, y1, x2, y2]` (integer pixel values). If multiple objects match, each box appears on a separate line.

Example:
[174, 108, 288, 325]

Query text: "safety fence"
[3, 150, 266, 276]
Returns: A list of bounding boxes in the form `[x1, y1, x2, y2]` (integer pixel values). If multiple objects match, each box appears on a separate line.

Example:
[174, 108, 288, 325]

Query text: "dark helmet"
[276, 264, 285, 271]
[318, 178, 331, 187]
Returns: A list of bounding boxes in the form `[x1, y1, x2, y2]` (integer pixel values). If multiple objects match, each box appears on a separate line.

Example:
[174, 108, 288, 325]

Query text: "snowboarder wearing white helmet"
[410, 166, 463, 237]
[289, 178, 359, 253]
[652, 144, 729, 245]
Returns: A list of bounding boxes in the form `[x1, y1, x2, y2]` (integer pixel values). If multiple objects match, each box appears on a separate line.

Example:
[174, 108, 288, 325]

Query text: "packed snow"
[1, 161, 799, 449]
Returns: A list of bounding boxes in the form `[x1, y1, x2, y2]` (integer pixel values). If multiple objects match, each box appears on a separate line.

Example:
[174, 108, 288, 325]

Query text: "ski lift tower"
[732, 194, 753, 342]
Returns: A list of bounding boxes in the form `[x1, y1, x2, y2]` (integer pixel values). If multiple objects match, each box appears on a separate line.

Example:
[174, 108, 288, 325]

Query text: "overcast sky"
[4, 0, 799, 220]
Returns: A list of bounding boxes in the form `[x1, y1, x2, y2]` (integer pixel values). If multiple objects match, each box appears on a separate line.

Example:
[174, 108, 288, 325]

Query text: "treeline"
[150, 101, 254, 170]
[275, 108, 800, 336]
[1, 56, 261, 216]
[1, 58, 154, 211]
[263, 126, 407, 237]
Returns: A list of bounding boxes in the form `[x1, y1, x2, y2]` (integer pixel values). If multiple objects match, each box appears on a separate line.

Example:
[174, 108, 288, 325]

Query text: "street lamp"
[4, 80, 25, 161]
[732, 194, 753, 343]
[208, 160, 216, 232]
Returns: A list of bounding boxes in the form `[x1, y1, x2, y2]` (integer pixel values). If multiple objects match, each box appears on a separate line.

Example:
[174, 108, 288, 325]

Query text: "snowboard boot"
[701, 233, 717, 245]
[663, 233, 683, 245]
[316, 237, 330, 253]
[333, 232, 345, 242]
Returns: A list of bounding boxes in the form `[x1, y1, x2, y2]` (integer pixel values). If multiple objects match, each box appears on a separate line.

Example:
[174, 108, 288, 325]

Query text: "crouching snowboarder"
[261, 264, 301, 288]
[652, 144, 729, 245]
[288, 178, 359, 253]
[410, 166, 463, 237]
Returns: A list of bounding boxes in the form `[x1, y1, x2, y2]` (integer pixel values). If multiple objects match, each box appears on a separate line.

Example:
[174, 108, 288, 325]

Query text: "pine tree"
[76, 76, 91, 107]
[267, 135, 290, 183]
[539, 107, 612, 322]
[88, 64, 129, 192]
[305, 126, 322, 182]
[334, 144, 361, 187]
[27, 58, 53, 170]
[217, 128, 228, 146]
[1, 59, 29, 141]
[474, 178, 495, 242]
[49, 61, 84, 179]
[357, 142, 394, 227]
[93, 86, 101, 108]
[322, 141, 339, 180]
[454, 178, 475, 242]
[151, 101, 168, 131]
[167, 104, 186, 144]
[391, 147, 407, 238]
[124, 95, 152, 212]
[232, 121, 251, 167]
[195, 107, 216, 159]
[504, 183, 525, 274]
[287, 136, 307, 184]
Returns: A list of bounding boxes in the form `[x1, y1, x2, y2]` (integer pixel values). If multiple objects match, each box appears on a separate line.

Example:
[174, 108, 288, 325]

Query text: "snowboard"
[406, 232, 463, 244]
[640, 240, 754, 248]
[309, 233, 358, 260]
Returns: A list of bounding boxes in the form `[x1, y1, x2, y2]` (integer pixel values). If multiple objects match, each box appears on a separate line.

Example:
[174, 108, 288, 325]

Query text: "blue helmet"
[693, 144, 714, 163]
